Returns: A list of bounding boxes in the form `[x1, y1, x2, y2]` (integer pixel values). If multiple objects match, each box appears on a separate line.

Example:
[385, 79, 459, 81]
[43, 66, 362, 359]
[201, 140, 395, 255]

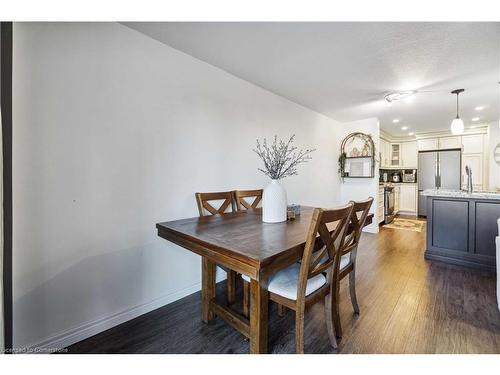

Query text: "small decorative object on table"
[288, 204, 301, 215]
[254, 135, 315, 223]
[287, 204, 301, 220]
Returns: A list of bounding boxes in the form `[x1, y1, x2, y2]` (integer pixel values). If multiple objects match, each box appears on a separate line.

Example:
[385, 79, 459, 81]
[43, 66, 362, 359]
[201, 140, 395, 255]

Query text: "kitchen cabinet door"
[417, 138, 439, 151]
[461, 135, 483, 154]
[385, 141, 392, 167]
[400, 184, 417, 212]
[394, 185, 400, 213]
[401, 141, 417, 168]
[439, 136, 461, 150]
[461, 154, 483, 187]
[391, 143, 401, 167]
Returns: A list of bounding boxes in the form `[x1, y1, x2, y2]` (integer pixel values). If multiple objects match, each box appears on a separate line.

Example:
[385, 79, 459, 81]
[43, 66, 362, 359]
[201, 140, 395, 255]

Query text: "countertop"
[379, 182, 417, 187]
[421, 189, 500, 200]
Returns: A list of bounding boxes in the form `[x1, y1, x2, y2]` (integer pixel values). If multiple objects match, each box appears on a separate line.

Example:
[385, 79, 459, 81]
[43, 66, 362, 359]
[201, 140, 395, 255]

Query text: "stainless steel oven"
[384, 186, 395, 224]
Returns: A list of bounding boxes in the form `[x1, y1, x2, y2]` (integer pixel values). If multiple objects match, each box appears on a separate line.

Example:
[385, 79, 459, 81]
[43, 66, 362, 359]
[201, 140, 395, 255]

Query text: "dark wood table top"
[156, 207, 373, 272]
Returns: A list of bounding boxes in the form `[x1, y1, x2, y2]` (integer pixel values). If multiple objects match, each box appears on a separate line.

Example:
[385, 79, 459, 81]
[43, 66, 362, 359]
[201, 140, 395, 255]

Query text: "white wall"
[12, 22, 343, 349]
[338, 118, 380, 233]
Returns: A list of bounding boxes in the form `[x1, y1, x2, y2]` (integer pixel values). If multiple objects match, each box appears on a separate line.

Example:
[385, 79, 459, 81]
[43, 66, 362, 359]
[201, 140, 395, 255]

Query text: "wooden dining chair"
[233, 189, 263, 211]
[329, 197, 373, 341]
[242, 203, 354, 353]
[195, 191, 235, 216]
[195, 191, 237, 305]
[233, 189, 263, 316]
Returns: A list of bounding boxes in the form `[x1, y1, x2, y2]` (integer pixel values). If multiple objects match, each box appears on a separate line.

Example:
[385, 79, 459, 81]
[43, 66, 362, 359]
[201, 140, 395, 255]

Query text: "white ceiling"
[124, 22, 500, 136]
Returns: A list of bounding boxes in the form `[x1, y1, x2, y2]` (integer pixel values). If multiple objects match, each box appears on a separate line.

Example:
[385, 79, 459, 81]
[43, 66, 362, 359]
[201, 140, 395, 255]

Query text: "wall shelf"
[339, 132, 375, 179]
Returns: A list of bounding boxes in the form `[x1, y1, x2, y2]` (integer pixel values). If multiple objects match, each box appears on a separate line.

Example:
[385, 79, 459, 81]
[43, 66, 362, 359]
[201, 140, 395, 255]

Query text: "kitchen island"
[421, 189, 500, 272]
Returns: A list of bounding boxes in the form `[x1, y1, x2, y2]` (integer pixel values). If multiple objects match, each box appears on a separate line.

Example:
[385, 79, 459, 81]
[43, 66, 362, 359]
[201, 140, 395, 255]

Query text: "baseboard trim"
[424, 251, 496, 273]
[26, 274, 226, 352]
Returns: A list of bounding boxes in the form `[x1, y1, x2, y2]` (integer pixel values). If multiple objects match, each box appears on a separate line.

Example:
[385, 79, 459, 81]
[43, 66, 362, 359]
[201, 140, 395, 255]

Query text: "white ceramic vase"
[262, 179, 287, 223]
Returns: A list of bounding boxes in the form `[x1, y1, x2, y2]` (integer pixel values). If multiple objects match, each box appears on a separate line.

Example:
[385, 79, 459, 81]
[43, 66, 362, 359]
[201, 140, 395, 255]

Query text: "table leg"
[249, 278, 268, 354]
[201, 257, 216, 323]
[227, 270, 236, 305]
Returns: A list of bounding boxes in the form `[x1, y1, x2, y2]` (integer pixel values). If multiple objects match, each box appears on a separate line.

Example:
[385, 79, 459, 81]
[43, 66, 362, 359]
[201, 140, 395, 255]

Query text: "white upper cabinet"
[439, 136, 461, 150]
[401, 141, 418, 168]
[379, 140, 417, 168]
[461, 134, 484, 154]
[461, 154, 483, 188]
[417, 136, 462, 151]
[391, 144, 401, 167]
[385, 141, 392, 167]
[417, 138, 439, 151]
[379, 138, 390, 167]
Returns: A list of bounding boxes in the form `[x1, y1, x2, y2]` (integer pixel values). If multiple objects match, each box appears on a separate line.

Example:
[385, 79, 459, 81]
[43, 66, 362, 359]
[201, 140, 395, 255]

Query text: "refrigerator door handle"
[438, 159, 442, 188]
[435, 159, 439, 188]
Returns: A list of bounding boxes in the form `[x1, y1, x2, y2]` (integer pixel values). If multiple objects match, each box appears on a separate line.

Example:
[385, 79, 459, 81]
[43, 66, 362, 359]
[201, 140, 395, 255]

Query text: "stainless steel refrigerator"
[418, 150, 461, 216]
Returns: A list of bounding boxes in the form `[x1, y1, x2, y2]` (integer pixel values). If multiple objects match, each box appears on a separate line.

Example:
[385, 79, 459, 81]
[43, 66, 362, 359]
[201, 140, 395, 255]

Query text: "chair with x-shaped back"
[195, 191, 235, 216]
[195, 191, 237, 305]
[242, 203, 354, 353]
[328, 197, 373, 341]
[233, 189, 263, 211]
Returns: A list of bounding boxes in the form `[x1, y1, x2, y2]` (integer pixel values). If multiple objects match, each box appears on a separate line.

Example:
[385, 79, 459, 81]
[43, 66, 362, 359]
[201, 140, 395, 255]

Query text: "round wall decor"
[495, 143, 500, 165]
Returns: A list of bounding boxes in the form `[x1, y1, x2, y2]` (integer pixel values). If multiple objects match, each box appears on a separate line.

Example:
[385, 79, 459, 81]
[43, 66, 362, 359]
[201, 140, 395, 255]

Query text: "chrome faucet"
[465, 165, 473, 193]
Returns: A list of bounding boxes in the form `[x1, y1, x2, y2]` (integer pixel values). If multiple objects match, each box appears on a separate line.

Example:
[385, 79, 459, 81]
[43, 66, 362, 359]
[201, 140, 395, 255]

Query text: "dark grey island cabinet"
[422, 189, 500, 272]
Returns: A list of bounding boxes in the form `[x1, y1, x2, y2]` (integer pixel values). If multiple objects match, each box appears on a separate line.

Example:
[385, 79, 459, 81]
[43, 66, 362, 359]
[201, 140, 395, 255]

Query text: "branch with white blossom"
[253, 135, 315, 179]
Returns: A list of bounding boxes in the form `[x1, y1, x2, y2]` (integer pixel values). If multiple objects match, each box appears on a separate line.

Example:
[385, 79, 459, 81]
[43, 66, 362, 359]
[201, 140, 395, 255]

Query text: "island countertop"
[421, 189, 500, 201]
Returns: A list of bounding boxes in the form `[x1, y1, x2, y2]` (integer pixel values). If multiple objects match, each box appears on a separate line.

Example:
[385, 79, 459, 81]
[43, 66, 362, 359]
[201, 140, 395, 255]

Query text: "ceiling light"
[451, 118, 464, 135]
[393, 119, 400, 123]
[403, 95, 415, 104]
[401, 126, 408, 130]
[450, 89, 465, 135]
[474, 106, 485, 111]
[408, 132, 415, 136]
[384, 90, 417, 104]
[472, 117, 480, 122]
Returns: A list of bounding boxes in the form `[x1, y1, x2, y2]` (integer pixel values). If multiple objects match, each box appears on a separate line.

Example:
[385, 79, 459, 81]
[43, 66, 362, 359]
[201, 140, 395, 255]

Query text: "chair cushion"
[241, 263, 326, 300]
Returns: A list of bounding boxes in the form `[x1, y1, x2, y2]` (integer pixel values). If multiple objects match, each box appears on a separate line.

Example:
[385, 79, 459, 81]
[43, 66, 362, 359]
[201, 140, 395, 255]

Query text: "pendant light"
[450, 89, 465, 135]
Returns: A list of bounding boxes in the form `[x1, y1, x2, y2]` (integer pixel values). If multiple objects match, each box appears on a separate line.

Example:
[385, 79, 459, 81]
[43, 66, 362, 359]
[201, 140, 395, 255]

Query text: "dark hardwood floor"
[66, 222, 500, 354]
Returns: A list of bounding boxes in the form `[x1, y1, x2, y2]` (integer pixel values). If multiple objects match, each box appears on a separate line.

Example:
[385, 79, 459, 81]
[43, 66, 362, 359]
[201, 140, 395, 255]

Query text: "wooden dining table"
[156, 206, 373, 354]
